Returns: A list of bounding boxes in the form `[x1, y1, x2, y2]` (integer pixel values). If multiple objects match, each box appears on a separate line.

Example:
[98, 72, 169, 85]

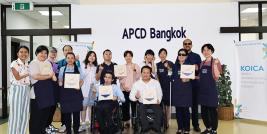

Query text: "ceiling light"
[241, 8, 266, 13]
[39, 11, 63, 16]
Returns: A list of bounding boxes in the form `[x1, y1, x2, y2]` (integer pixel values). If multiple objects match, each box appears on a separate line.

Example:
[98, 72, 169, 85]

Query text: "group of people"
[8, 38, 222, 134]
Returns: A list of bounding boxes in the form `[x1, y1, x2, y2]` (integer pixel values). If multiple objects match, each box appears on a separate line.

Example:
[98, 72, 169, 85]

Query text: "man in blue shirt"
[183, 39, 202, 132]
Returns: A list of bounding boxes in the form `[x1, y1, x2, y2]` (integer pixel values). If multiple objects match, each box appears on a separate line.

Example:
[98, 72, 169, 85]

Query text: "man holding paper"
[129, 66, 163, 133]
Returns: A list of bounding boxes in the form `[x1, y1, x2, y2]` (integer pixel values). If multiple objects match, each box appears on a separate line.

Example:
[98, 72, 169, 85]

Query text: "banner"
[235, 40, 267, 121]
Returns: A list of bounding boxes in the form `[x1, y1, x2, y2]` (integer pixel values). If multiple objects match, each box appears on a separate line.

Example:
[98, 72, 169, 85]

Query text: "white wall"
[72, 3, 239, 99]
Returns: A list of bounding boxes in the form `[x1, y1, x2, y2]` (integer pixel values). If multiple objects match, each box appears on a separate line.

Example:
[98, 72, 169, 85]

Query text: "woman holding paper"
[119, 50, 141, 128]
[58, 52, 84, 134]
[8, 46, 30, 134]
[198, 44, 222, 134]
[79, 51, 98, 132]
[171, 48, 192, 134]
[29, 45, 57, 134]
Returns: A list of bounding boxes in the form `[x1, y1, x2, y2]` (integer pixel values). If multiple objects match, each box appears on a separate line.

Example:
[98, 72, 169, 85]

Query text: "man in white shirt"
[130, 65, 163, 133]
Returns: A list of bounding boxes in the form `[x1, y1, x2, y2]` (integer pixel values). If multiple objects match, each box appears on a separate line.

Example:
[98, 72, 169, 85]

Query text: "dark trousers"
[61, 112, 66, 126]
[64, 111, 80, 134]
[201, 105, 218, 131]
[46, 104, 57, 127]
[96, 100, 117, 134]
[29, 99, 51, 134]
[192, 86, 199, 128]
[139, 104, 162, 132]
[122, 91, 136, 121]
[175, 107, 190, 131]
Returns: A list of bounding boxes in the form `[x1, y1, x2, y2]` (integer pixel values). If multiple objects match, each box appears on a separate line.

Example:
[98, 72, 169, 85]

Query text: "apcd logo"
[263, 43, 267, 59]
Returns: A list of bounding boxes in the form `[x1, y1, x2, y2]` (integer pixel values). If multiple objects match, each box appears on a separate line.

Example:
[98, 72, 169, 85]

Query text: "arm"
[29, 62, 53, 81]
[213, 59, 222, 81]
[95, 65, 103, 81]
[156, 81, 163, 103]
[129, 83, 138, 102]
[115, 85, 125, 102]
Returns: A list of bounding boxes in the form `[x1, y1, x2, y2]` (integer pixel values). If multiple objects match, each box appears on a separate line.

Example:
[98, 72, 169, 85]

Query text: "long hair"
[83, 51, 98, 68]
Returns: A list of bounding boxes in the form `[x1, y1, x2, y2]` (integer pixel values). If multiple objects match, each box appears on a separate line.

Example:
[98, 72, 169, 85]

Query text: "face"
[103, 51, 112, 61]
[63, 46, 73, 56]
[104, 73, 113, 85]
[178, 51, 187, 62]
[141, 68, 151, 81]
[17, 48, 29, 61]
[124, 53, 133, 63]
[145, 54, 154, 62]
[183, 39, 192, 52]
[49, 52, 57, 59]
[202, 47, 213, 58]
[37, 50, 48, 61]
[66, 54, 75, 65]
[159, 51, 167, 61]
[88, 53, 96, 63]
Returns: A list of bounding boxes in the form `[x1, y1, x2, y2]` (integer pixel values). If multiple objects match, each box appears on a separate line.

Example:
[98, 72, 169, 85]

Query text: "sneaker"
[58, 125, 66, 133]
[201, 129, 212, 134]
[78, 123, 87, 132]
[49, 125, 58, 132]
[45, 127, 52, 134]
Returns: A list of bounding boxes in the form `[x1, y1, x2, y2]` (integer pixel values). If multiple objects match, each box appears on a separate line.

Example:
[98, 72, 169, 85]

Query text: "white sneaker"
[78, 123, 87, 132]
[58, 125, 66, 133]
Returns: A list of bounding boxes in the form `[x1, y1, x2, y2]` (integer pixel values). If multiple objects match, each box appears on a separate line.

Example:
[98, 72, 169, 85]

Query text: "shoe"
[45, 127, 52, 134]
[201, 129, 212, 134]
[212, 130, 217, 134]
[194, 126, 201, 132]
[78, 123, 87, 132]
[49, 125, 58, 132]
[176, 129, 183, 134]
[58, 125, 66, 133]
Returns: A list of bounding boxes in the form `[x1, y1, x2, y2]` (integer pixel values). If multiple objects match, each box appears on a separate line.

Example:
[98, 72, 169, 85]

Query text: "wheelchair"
[90, 100, 124, 134]
[132, 102, 168, 134]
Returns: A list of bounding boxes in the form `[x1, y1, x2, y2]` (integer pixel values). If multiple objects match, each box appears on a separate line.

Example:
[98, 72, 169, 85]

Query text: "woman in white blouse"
[8, 46, 30, 134]
[79, 51, 98, 132]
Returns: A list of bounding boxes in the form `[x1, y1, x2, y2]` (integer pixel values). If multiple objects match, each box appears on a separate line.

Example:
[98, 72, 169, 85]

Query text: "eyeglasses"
[183, 43, 192, 45]
[178, 53, 187, 56]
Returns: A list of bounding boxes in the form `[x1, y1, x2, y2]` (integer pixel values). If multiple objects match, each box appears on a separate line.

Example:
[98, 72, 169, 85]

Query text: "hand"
[164, 62, 168, 68]
[49, 71, 54, 78]
[214, 58, 219, 65]
[195, 64, 199, 71]
[52, 75, 57, 81]
[75, 55, 79, 60]
[195, 76, 200, 79]
[59, 81, 63, 86]
[157, 100, 160, 104]
[112, 96, 118, 101]
[135, 90, 141, 99]
[99, 64, 104, 71]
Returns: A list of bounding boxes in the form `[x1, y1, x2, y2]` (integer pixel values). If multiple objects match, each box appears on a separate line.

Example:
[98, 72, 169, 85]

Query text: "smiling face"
[66, 54, 75, 65]
[17, 48, 29, 61]
[124, 53, 133, 63]
[63, 46, 73, 56]
[141, 68, 151, 81]
[145, 54, 154, 62]
[37, 50, 48, 61]
[178, 50, 187, 63]
[159, 50, 167, 61]
[88, 52, 96, 64]
[104, 73, 113, 85]
[183, 39, 192, 52]
[202, 46, 213, 58]
[103, 51, 112, 62]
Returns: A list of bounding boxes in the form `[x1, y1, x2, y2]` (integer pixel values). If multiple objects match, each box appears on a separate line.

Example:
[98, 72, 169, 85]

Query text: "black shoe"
[201, 129, 212, 134]
[176, 130, 183, 134]
[212, 130, 217, 134]
[194, 126, 201, 132]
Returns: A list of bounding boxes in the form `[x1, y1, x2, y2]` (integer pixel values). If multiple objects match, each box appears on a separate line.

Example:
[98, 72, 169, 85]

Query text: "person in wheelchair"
[129, 66, 163, 133]
[93, 71, 125, 134]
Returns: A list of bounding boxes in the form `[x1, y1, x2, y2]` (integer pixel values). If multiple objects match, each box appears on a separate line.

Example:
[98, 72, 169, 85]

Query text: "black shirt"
[96, 62, 117, 84]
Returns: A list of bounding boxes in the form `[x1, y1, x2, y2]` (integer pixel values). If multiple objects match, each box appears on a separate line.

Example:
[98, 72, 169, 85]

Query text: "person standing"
[172, 49, 192, 134]
[198, 44, 222, 134]
[183, 39, 202, 132]
[8, 46, 30, 134]
[119, 50, 141, 128]
[156, 48, 173, 127]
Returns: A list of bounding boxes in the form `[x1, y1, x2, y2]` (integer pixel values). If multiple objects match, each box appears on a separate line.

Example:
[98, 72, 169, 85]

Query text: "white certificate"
[180, 65, 195, 79]
[64, 74, 80, 89]
[40, 62, 52, 75]
[143, 89, 157, 104]
[99, 85, 113, 101]
[114, 65, 127, 77]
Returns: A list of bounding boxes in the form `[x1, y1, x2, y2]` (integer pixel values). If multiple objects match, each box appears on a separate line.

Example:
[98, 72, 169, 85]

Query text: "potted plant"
[217, 64, 234, 120]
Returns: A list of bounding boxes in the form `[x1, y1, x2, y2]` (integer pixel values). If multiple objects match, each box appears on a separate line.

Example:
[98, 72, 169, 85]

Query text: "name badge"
[202, 69, 208, 74]
[159, 68, 164, 73]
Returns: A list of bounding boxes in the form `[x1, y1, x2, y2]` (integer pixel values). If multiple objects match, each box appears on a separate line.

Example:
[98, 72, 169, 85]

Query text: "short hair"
[183, 39, 192, 45]
[49, 47, 57, 53]
[178, 48, 188, 56]
[103, 49, 112, 55]
[35, 45, 49, 56]
[65, 52, 76, 58]
[124, 50, 133, 57]
[62, 45, 73, 51]
[17, 46, 29, 54]
[201, 43, 215, 53]
[158, 48, 167, 56]
[145, 49, 155, 56]
[141, 65, 152, 73]
[103, 71, 115, 79]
